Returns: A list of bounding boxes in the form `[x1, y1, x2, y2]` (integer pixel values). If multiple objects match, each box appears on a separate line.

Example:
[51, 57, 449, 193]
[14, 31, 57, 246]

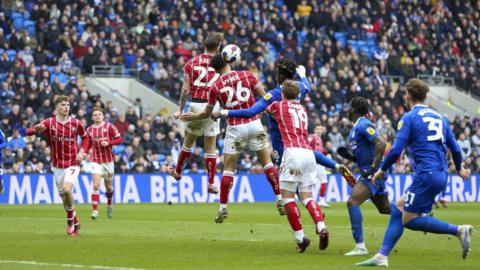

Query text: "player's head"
[405, 79, 429, 106]
[281, 80, 300, 100]
[211, 53, 229, 74]
[204, 32, 224, 53]
[276, 58, 296, 84]
[54, 95, 70, 117]
[92, 107, 105, 124]
[347, 96, 369, 121]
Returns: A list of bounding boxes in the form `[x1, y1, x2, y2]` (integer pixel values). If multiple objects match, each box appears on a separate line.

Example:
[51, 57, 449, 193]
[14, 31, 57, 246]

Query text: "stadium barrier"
[1, 174, 479, 204]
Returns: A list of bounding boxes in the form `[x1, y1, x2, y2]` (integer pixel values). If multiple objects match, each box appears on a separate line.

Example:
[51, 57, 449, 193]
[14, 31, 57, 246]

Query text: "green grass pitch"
[0, 202, 478, 270]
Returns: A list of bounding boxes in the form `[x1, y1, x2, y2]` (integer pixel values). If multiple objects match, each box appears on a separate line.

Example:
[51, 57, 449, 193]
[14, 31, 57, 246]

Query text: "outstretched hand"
[371, 170, 385, 185]
[295, 65, 306, 78]
[34, 123, 46, 133]
[211, 111, 221, 121]
[458, 167, 471, 181]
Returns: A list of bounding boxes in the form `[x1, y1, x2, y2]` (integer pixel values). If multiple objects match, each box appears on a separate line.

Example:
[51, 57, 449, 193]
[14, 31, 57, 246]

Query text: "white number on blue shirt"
[422, 117, 443, 141]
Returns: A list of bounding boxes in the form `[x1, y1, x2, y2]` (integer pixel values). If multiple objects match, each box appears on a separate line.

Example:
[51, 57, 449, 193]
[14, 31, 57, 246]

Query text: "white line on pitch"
[0, 260, 146, 270]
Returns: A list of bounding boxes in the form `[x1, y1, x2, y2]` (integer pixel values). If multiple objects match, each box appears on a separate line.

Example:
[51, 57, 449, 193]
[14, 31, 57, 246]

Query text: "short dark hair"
[92, 107, 104, 114]
[211, 53, 227, 72]
[282, 80, 300, 100]
[276, 58, 296, 80]
[204, 32, 224, 52]
[54, 95, 69, 106]
[348, 96, 369, 115]
[405, 79, 429, 102]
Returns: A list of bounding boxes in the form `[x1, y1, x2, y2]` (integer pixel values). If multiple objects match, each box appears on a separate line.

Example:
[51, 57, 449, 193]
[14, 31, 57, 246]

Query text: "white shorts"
[224, 119, 268, 154]
[184, 101, 220, 137]
[316, 165, 327, 184]
[279, 148, 317, 192]
[52, 166, 80, 193]
[91, 162, 114, 178]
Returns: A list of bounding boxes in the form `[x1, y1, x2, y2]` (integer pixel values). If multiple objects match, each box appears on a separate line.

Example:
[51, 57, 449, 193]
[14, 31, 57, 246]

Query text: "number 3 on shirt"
[422, 117, 443, 141]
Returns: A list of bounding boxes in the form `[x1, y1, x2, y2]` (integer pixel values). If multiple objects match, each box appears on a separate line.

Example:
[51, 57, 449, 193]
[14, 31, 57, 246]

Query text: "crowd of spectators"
[0, 0, 479, 174]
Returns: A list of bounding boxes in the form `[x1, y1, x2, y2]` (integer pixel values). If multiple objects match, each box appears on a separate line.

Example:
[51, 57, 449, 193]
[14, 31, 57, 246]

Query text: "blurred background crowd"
[0, 0, 479, 174]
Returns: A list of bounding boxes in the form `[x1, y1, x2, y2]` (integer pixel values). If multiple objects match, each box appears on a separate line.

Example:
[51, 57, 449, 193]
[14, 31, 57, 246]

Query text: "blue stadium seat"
[10, 12, 22, 21]
[157, 154, 166, 162]
[366, 32, 377, 41]
[0, 48, 4, 55]
[7, 50, 16, 61]
[23, 20, 36, 36]
[23, 11, 31, 20]
[150, 62, 157, 71]
[113, 145, 126, 155]
[0, 73, 7, 81]
[13, 17, 24, 31]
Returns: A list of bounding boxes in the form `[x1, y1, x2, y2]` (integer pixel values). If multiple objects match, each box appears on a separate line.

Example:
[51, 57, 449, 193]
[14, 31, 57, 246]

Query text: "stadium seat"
[112, 145, 126, 155]
[0, 48, 4, 55]
[23, 11, 31, 20]
[10, 12, 22, 21]
[0, 73, 7, 81]
[23, 20, 36, 36]
[7, 50, 16, 61]
[13, 17, 24, 31]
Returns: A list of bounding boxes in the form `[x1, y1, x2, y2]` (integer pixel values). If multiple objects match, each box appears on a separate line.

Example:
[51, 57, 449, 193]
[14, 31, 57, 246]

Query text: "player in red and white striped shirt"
[308, 125, 330, 208]
[26, 95, 90, 236]
[85, 107, 123, 220]
[266, 80, 329, 253]
[180, 53, 284, 222]
[168, 32, 223, 195]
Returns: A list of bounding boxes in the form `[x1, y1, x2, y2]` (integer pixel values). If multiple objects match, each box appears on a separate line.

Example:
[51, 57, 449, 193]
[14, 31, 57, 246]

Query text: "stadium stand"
[0, 0, 479, 174]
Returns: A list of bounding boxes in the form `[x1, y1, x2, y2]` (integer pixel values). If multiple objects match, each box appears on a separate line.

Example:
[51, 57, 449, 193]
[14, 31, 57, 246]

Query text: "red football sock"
[284, 200, 303, 231]
[264, 163, 280, 195]
[175, 147, 192, 174]
[304, 198, 324, 224]
[205, 154, 217, 185]
[92, 192, 99, 211]
[319, 183, 327, 198]
[106, 190, 114, 206]
[73, 215, 79, 225]
[219, 171, 234, 204]
[65, 206, 75, 220]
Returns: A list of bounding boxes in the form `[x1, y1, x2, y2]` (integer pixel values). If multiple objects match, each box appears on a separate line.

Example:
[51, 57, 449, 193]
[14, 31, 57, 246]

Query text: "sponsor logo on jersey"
[264, 93, 272, 100]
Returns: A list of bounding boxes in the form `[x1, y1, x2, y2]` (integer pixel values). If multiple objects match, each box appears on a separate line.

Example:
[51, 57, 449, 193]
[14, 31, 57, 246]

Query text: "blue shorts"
[271, 139, 284, 166]
[359, 176, 387, 197]
[404, 171, 448, 214]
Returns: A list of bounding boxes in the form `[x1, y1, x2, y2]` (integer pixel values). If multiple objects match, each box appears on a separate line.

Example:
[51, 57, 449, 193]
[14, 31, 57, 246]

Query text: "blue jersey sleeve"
[297, 77, 311, 99]
[395, 114, 411, 140]
[228, 92, 275, 118]
[444, 117, 462, 171]
[313, 151, 337, 169]
[359, 123, 379, 143]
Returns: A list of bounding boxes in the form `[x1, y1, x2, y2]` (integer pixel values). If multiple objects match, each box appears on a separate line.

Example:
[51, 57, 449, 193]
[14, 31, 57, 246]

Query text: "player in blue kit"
[0, 128, 7, 194]
[357, 79, 472, 267]
[212, 58, 352, 177]
[336, 97, 390, 256]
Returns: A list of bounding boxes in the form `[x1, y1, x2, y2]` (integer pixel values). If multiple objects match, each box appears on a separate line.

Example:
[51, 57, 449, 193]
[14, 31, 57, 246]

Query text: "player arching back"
[357, 79, 472, 267]
[85, 107, 123, 220]
[336, 97, 389, 256]
[266, 80, 329, 253]
[179, 53, 285, 221]
[168, 32, 223, 195]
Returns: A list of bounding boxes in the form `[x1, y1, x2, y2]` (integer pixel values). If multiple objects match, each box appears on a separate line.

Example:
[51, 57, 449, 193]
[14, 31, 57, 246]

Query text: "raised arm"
[174, 73, 191, 119]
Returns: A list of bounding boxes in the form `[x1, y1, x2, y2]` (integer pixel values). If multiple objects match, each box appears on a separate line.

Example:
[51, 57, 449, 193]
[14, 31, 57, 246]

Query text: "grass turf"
[0, 202, 478, 270]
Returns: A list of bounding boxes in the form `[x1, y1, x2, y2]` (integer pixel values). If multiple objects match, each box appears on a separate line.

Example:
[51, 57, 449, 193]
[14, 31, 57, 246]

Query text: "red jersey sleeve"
[246, 71, 259, 87]
[40, 118, 51, 135]
[77, 120, 87, 137]
[109, 123, 121, 139]
[207, 85, 218, 107]
[183, 61, 192, 75]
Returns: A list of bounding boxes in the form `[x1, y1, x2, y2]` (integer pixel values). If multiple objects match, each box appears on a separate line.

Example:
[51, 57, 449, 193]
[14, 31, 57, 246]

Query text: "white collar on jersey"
[354, 116, 365, 127]
[93, 121, 105, 127]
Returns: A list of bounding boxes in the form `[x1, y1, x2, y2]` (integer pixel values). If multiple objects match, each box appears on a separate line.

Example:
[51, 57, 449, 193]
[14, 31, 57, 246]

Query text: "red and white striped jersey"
[267, 100, 310, 149]
[40, 116, 87, 168]
[208, 70, 259, 126]
[87, 122, 121, 163]
[184, 53, 219, 100]
[308, 134, 324, 152]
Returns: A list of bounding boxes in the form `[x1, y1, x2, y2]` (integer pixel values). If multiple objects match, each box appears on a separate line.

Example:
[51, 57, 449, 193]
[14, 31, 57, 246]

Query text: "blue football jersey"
[349, 117, 381, 171]
[395, 105, 449, 173]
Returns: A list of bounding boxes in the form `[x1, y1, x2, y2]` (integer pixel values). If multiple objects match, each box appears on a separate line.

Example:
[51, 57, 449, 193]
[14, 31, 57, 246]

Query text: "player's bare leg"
[282, 190, 310, 253]
[168, 131, 197, 180]
[256, 148, 284, 215]
[91, 174, 101, 220]
[105, 175, 114, 219]
[345, 182, 372, 256]
[215, 154, 239, 223]
[62, 182, 79, 236]
[299, 190, 329, 250]
[204, 135, 218, 194]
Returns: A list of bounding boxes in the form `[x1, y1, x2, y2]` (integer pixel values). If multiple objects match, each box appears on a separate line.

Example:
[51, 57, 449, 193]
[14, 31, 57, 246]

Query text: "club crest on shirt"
[397, 120, 403, 131]
[367, 127, 376, 135]
[104, 129, 107, 132]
